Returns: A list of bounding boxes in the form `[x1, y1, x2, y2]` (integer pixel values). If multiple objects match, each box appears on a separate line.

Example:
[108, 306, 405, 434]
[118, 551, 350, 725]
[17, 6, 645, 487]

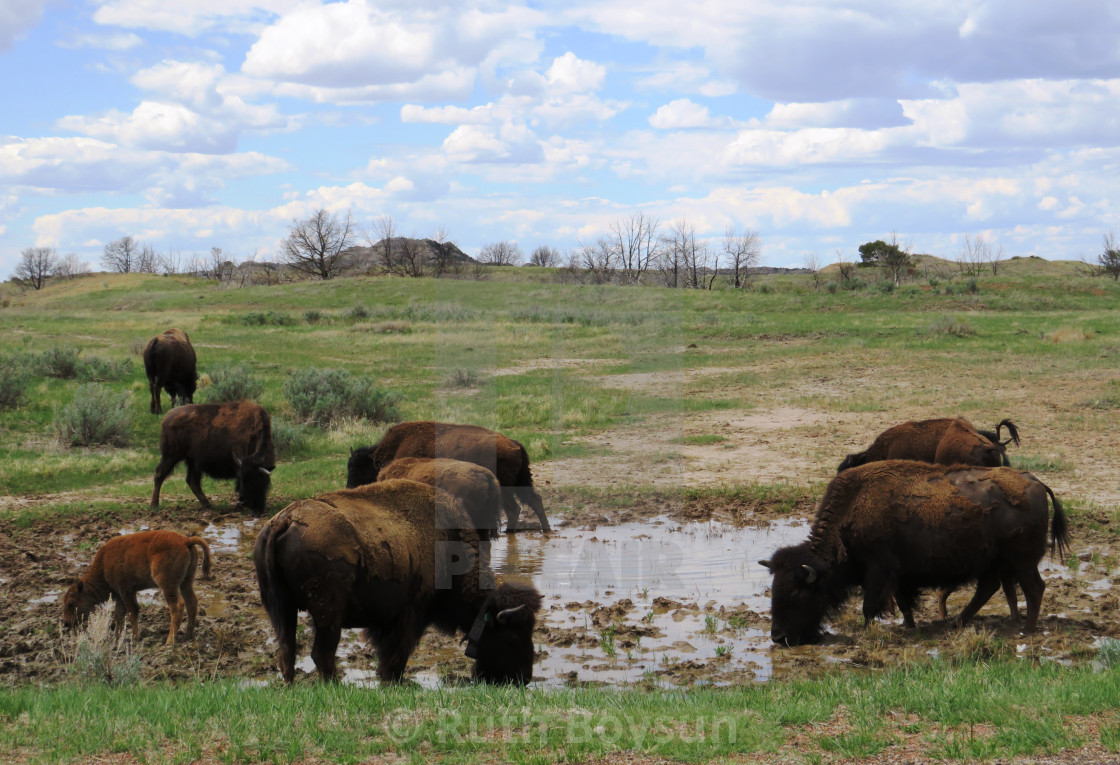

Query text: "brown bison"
[61, 530, 212, 644]
[152, 400, 275, 515]
[761, 460, 1069, 647]
[378, 457, 504, 538]
[347, 421, 551, 532]
[837, 417, 1020, 472]
[253, 479, 543, 684]
[143, 329, 197, 414]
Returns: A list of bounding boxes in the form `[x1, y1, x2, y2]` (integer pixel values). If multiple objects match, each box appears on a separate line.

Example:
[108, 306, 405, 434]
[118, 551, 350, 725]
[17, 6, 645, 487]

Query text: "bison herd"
[60, 328, 1072, 683]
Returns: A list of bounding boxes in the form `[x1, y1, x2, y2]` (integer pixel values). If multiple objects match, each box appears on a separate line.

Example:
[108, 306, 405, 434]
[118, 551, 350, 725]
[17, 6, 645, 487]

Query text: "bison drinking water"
[143, 328, 197, 414]
[254, 479, 543, 684]
[378, 457, 504, 538]
[347, 420, 551, 532]
[151, 400, 275, 515]
[762, 460, 1069, 647]
[61, 530, 212, 645]
[838, 417, 1020, 472]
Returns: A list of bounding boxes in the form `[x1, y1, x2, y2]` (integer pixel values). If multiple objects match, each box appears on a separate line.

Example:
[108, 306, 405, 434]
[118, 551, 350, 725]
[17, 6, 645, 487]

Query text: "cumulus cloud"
[0, 0, 48, 53]
[545, 52, 605, 93]
[92, 0, 302, 37]
[56, 30, 143, 51]
[649, 99, 717, 129]
[442, 122, 543, 164]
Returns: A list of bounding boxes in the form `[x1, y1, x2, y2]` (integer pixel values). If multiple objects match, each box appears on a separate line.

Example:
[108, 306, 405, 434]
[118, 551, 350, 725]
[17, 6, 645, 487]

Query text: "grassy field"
[2, 259, 1120, 762]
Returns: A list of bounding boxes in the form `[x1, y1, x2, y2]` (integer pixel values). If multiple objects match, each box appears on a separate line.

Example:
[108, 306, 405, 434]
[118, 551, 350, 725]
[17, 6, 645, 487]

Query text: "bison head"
[761, 544, 835, 647]
[60, 580, 96, 631]
[346, 446, 378, 489]
[465, 582, 542, 684]
[233, 438, 273, 516]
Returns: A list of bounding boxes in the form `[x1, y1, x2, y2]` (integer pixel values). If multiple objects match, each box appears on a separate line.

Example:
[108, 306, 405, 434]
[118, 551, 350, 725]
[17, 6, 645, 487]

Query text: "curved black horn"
[758, 559, 773, 571]
[802, 564, 818, 584]
[496, 604, 527, 624]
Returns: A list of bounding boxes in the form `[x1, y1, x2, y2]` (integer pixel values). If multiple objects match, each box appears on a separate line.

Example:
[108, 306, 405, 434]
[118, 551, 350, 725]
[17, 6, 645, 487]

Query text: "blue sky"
[2, 0, 1119, 276]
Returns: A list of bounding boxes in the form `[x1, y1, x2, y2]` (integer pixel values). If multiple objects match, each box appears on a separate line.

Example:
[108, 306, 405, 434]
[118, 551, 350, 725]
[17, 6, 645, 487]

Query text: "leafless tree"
[988, 240, 1006, 275]
[882, 231, 913, 287]
[530, 245, 560, 267]
[479, 241, 523, 266]
[805, 253, 825, 290]
[281, 208, 355, 280]
[371, 215, 397, 274]
[102, 236, 141, 273]
[137, 243, 159, 273]
[723, 225, 761, 288]
[397, 237, 426, 278]
[1100, 231, 1120, 280]
[572, 237, 615, 284]
[54, 253, 90, 280]
[661, 218, 710, 289]
[13, 247, 57, 289]
[610, 212, 660, 284]
[256, 259, 287, 286]
[957, 233, 988, 277]
[835, 249, 856, 285]
[430, 227, 456, 278]
[158, 250, 183, 275]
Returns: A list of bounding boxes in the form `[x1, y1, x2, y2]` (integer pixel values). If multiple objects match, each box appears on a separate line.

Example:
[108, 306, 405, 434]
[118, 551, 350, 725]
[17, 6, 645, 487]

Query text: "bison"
[838, 417, 1020, 472]
[61, 530, 212, 644]
[143, 329, 198, 414]
[761, 460, 1069, 647]
[254, 479, 543, 684]
[151, 400, 275, 515]
[347, 421, 551, 532]
[378, 457, 504, 538]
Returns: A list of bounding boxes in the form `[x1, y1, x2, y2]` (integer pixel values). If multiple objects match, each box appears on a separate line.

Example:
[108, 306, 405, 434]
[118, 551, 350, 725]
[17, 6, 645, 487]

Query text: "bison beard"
[763, 461, 1069, 647]
[253, 479, 543, 684]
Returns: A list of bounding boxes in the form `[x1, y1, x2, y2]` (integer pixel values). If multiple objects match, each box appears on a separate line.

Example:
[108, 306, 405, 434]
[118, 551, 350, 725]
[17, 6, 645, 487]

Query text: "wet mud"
[1, 494, 1117, 688]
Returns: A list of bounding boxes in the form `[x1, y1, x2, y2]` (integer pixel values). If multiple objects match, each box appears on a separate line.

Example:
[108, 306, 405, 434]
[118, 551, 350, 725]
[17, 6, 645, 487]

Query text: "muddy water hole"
[2, 483, 1118, 689]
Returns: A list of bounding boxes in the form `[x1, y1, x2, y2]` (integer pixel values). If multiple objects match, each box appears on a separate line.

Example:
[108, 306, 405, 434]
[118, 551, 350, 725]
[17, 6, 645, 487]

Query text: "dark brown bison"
[837, 417, 1020, 472]
[151, 400, 275, 515]
[761, 460, 1069, 647]
[347, 421, 551, 532]
[253, 479, 543, 684]
[61, 530, 212, 644]
[378, 457, 503, 539]
[143, 329, 197, 414]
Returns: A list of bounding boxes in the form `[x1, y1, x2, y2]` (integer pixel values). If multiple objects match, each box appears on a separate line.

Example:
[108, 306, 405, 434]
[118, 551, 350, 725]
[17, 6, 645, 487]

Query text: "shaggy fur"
[61, 530, 212, 644]
[378, 457, 504, 539]
[838, 417, 1019, 472]
[253, 479, 543, 684]
[142, 329, 197, 415]
[347, 421, 551, 532]
[151, 400, 275, 515]
[764, 460, 1069, 647]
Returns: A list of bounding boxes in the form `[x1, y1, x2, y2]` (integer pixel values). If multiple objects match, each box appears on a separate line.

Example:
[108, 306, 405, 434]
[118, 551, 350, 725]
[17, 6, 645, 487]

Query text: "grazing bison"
[378, 457, 504, 538]
[143, 329, 197, 414]
[347, 421, 551, 532]
[254, 479, 543, 684]
[152, 400, 275, 515]
[61, 530, 212, 644]
[761, 460, 1069, 647]
[837, 417, 1020, 472]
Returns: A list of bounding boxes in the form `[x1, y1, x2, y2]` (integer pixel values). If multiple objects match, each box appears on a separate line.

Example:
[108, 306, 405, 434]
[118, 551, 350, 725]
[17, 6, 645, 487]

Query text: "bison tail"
[1046, 486, 1071, 561]
[996, 419, 1021, 447]
[186, 537, 213, 580]
[837, 452, 866, 472]
[253, 519, 294, 638]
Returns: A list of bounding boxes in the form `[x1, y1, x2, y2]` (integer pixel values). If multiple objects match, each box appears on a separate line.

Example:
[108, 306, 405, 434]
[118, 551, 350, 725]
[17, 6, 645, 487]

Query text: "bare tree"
[661, 218, 710, 289]
[610, 212, 660, 284]
[102, 236, 141, 273]
[882, 231, 913, 287]
[205, 246, 240, 283]
[13, 247, 57, 289]
[571, 237, 615, 284]
[158, 250, 183, 275]
[281, 208, 355, 280]
[957, 233, 988, 277]
[723, 225, 761, 288]
[1100, 232, 1120, 280]
[835, 249, 856, 285]
[805, 253, 825, 290]
[370, 215, 398, 275]
[54, 253, 90, 280]
[479, 241, 523, 266]
[137, 243, 158, 273]
[397, 237, 426, 278]
[529, 245, 560, 268]
[988, 240, 1006, 275]
[430, 227, 464, 279]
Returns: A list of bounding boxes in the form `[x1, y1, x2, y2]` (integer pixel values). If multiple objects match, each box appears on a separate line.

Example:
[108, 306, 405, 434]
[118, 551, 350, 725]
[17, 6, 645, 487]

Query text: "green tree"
[1100, 232, 1120, 281]
[858, 234, 912, 286]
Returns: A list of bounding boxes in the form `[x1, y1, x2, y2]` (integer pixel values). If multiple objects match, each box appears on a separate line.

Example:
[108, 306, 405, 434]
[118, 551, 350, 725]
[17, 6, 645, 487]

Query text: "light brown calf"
[61, 530, 212, 645]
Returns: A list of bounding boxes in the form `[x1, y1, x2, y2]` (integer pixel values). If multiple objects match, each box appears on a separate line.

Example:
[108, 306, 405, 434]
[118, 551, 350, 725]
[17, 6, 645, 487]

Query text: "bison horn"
[758, 559, 773, 571]
[231, 453, 241, 467]
[259, 467, 271, 476]
[802, 564, 818, 584]
[496, 604, 527, 624]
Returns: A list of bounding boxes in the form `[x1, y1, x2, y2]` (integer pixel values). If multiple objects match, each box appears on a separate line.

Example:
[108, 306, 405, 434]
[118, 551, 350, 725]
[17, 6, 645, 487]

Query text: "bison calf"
[152, 400, 275, 515]
[61, 530, 212, 645]
[143, 328, 197, 414]
[762, 460, 1069, 647]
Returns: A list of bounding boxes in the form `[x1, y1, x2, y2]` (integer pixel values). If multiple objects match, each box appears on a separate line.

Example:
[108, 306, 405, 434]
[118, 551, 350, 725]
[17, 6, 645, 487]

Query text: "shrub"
[826, 282, 839, 294]
[54, 384, 133, 447]
[66, 603, 141, 686]
[1097, 637, 1120, 669]
[965, 278, 979, 294]
[202, 362, 263, 403]
[0, 360, 31, 409]
[304, 309, 324, 324]
[284, 368, 400, 427]
[876, 280, 895, 295]
[76, 356, 134, 382]
[446, 369, 480, 388]
[928, 315, 976, 337]
[239, 311, 295, 326]
[38, 347, 81, 378]
[344, 304, 371, 321]
[271, 419, 312, 456]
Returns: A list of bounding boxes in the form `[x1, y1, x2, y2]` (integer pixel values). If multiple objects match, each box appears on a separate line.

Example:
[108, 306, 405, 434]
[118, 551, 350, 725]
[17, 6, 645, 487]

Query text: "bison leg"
[111, 595, 127, 635]
[120, 589, 142, 641]
[1015, 565, 1045, 635]
[150, 457, 178, 508]
[149, 376, 162, 414]
[519, 486, 551, 532]
[374, 619, 424, 683]
[274, 605, 299, 683]
[180, 582, 199, 640]
[184, 463, 212, 509]
[1000, 573, 1021, 622]
[955, 571, 1002, 628]
[895, 586, 920, 629]
[310, 619, 343, 682]
[859, 565, 895, 625]
[936, 587, 952, 620]
[501, 489, 523, 533]
[161, 588, 184, 645]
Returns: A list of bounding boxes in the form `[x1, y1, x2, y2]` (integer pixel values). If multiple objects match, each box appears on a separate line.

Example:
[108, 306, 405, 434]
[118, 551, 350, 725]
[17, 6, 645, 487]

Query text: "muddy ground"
[1, 484, 1117, 689]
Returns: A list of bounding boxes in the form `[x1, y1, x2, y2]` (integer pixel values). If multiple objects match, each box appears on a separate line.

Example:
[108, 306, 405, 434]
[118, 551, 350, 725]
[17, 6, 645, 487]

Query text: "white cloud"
[56, 31, 143, 51]
[0, 0, 48, 53]
[401, 104, 494, 125]
[545, 52, 605, 94]
[442, 122, 543, 164]
[649, 99, 713, 129]
[722, 127, 891, 166]
[91, 0, 301, 37]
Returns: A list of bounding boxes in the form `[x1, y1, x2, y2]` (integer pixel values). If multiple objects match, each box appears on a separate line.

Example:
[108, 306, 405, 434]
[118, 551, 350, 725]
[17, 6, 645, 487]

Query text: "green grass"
[1, 662, 1118, 763]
